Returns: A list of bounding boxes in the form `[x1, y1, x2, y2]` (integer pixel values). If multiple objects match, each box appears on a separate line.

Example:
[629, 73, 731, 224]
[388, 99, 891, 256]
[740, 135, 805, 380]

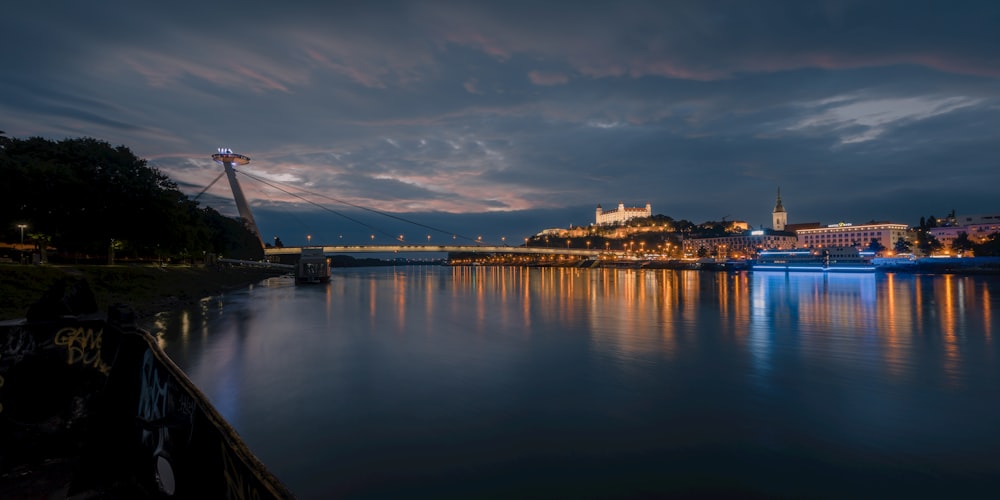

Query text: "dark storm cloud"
[3, 0, 999, 244]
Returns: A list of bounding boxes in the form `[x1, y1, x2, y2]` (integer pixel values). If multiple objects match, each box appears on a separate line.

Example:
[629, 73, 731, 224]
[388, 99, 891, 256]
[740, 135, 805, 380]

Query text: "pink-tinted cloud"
[528, 70, 570, 86]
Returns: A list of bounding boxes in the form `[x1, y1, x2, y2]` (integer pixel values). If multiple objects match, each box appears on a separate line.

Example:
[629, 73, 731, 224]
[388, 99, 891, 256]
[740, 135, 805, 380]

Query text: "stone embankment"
[0, 264, 286, 321]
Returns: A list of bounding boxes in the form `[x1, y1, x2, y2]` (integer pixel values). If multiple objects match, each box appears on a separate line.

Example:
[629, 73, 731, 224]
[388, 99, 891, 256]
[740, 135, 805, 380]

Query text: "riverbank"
[0, 264, 287, 321]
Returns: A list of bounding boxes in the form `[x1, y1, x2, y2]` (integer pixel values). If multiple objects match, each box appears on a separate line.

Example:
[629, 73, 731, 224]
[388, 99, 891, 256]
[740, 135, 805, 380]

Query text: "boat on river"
[296, 247, 330, 284]
[750, 247, 876, 273]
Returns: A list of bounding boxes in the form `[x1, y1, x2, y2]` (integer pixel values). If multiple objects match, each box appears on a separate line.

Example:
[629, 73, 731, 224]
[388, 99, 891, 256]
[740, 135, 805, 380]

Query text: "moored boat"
[750, 247, 875, 273]
[296, 247, 331, 284]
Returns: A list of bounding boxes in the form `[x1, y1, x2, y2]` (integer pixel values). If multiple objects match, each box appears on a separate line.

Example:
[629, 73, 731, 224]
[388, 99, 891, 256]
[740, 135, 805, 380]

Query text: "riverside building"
[929, 213, 1000, 247]
[682, 229, 798, 258]
[797, 222, 910, 250]
[682, 188, 797, 258]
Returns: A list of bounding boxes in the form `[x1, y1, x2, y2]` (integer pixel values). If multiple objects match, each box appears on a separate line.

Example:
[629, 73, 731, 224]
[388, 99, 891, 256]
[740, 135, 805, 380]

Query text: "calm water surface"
[151, 267, 1000, 499]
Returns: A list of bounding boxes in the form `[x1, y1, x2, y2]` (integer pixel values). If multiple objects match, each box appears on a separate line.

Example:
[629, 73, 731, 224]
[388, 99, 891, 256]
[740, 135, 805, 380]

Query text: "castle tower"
[772, 187, 787, 231]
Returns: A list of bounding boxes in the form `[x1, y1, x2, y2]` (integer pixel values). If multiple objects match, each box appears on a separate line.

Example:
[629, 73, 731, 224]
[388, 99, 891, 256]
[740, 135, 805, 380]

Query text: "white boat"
[751, 247, 876, 273]
[296, 247, 331, 284]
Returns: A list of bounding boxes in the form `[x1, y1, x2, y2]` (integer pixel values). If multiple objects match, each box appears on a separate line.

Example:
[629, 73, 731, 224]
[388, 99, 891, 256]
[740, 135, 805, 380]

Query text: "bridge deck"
[264, 245, 607, 257]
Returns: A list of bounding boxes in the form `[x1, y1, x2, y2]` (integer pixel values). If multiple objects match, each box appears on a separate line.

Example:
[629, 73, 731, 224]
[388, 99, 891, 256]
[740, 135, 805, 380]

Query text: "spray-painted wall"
[0, 304, 295, 498]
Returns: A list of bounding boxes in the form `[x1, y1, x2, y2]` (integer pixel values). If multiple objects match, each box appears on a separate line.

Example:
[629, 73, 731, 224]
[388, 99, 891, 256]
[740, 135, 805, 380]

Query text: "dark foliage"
[0, 135, 261, 260]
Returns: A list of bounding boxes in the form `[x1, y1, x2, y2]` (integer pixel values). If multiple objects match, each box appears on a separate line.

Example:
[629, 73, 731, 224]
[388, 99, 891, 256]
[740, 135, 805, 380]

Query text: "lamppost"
[307, 234, 312, 245]
[17, 224, 27, 245]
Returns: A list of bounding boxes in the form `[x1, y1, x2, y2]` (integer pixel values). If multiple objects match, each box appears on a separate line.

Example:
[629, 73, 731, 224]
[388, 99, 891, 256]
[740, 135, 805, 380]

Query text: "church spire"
[772, 186, 787, 231]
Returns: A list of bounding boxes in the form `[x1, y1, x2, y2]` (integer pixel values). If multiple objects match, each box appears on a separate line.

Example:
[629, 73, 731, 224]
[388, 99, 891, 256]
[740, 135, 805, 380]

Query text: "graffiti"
[221, 441, 263, 500]
[1, 327, 37, 362]
[2, 328, 39, 416]
[54, 326, 111, 374]
[138, 350, 169, 424]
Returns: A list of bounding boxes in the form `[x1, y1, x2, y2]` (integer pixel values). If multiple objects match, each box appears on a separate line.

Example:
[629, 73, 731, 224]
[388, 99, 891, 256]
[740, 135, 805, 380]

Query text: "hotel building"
[797, 222, 910, 250]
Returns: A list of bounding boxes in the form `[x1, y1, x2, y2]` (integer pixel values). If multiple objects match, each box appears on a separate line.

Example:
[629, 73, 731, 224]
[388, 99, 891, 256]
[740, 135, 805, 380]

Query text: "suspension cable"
[235, 169, 482, 244]
[192, 171, 226, 202]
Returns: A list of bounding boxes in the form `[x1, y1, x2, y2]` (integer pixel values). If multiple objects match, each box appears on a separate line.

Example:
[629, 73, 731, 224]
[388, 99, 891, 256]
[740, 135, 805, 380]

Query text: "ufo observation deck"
[211, 149, 251, 165]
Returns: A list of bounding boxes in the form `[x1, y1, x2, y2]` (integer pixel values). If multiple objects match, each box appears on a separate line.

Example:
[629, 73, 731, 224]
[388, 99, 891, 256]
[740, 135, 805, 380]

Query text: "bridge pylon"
[212, 148, 264, 247]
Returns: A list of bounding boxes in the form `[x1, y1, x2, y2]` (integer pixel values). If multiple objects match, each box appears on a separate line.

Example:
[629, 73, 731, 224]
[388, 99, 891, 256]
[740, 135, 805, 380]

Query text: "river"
[151, 266, 1000, 499]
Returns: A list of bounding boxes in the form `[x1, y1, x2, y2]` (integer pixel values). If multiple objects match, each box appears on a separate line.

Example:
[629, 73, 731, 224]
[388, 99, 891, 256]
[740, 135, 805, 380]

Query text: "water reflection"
[152, 267, 1000, 498]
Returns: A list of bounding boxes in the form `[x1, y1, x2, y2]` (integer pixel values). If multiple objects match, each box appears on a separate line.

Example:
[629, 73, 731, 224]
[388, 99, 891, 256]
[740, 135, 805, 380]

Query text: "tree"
[0, 135, 263, 261]
[894, 237, 913, 254]
[973, 232, 1000, 257]
[951, 232, 974, 256]
[916, 231, 942, 256]
[866, 238, 886, 255]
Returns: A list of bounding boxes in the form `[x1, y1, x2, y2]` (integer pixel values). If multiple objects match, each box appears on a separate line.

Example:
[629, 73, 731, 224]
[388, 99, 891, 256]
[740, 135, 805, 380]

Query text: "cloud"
[528, 71, 570, 86]
[2, 0, 999, 243]
[789, 94, 983, 144]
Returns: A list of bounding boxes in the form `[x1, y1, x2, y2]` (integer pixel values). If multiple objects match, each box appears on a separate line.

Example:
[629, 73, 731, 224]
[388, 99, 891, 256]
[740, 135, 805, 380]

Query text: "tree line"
[0, 133, 263, 262]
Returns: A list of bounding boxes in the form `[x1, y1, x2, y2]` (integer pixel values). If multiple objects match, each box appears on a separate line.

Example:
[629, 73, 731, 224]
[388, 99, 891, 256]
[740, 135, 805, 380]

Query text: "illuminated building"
[595, 202, 652, 226]
[929, 213, 1000, 246]
[797, 222, 910, 251]
[682, 229, 797, 258]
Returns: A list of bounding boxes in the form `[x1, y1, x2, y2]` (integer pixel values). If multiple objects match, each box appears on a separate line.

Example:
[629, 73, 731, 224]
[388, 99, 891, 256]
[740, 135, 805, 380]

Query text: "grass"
[0, 264, 287, 321]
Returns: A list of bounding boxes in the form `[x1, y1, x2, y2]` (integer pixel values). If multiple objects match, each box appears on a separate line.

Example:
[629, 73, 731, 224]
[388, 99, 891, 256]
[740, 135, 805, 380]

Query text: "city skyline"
[3, 1, 998, 246]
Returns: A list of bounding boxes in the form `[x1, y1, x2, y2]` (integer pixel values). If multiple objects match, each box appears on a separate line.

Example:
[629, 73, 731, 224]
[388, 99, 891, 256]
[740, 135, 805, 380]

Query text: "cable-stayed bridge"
[209, 149, 606, 258]
[263, 244, 603, 257]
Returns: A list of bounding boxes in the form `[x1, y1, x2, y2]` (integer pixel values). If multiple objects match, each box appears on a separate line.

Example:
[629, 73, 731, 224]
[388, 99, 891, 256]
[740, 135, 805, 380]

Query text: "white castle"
[595, 202, 652, 226]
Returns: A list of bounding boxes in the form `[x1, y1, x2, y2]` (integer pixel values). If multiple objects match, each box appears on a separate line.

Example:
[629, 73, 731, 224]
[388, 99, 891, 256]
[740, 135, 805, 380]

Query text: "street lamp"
[17, 224, 27, 245]
[307, 234, 312, 245]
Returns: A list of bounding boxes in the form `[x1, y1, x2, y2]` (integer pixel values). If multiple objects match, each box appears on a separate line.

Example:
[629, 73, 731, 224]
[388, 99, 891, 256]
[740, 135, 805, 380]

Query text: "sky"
[3, 1, 999, 246]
